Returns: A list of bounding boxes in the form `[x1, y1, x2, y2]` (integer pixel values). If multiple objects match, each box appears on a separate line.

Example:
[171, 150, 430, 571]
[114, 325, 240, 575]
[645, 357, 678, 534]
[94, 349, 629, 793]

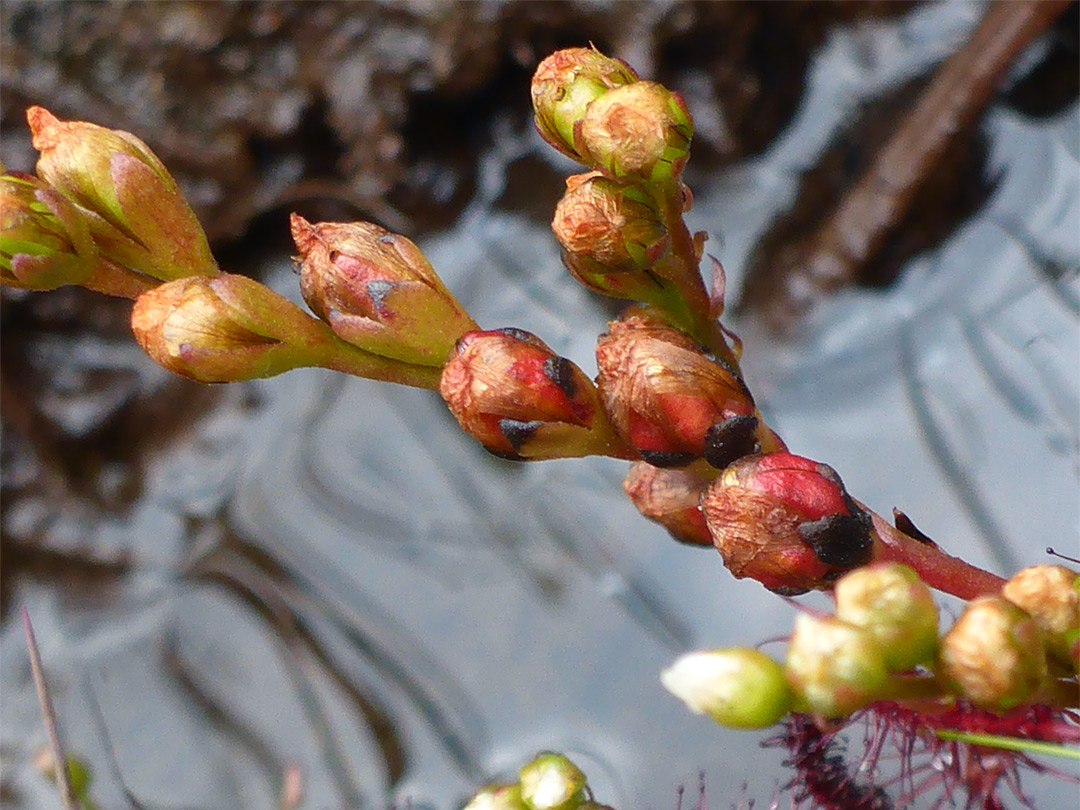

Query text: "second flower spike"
[290, 215, 476, 366]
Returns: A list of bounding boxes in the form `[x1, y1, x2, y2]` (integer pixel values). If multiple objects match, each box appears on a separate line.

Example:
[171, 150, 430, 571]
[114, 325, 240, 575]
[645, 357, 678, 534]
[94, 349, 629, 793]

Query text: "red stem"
[866, 506, 1006, 600]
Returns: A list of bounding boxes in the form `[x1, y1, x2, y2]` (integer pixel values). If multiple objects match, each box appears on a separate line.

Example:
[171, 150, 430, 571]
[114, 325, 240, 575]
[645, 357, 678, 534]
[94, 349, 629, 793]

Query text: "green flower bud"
[1, 171, 154, 297]
[519, 753, 587, 810]
[531, 47, 639, 163]
[1002, 565, 1079, 670]
[131, 273, 440, 388]
[834, 562, 939, 672]
[661, 648, 793, 729]
[1, 170, 95, 289]
[290, 214, 476, 366]
[28, 106, 217, 281]
[578, 82, 693, 184]
[939, 595, 1049, 710]
[785, 614, 888, 718]
[463, 783, 528, 810]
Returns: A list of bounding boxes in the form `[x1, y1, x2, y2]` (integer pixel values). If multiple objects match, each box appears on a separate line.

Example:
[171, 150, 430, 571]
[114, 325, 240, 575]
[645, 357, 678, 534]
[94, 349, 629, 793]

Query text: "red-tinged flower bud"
[701, 453, 874, 595]
[440, 328, 631, 461]
[785, 614, 889, 719]
[463, 783, 528, 810]
[1003, 565, 1079, 671]
[938, 595, 1049, 710]
[622, 461, 714, 547]
[531, 47, 639, 163]
[290, 215, 476, 366]
[595, 315, 763, 469]
[28, 106, 218, 281]
[552, 172, 675, 303]
[662, 648, 793, 729]
[578, 82, 693, 185]
[518, 752, 587, 810]
[834, 562, 939, 672]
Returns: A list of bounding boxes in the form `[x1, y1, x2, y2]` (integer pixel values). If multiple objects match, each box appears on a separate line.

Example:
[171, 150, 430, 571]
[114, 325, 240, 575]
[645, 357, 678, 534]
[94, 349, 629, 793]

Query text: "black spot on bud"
[376, 234, 396, 244]
[542, 356, 577, 398]
[495, 327, 537, 344]
[639, 449, 697, 468]
[798, 513, 873, 568]
[703, 415, 758, 469]
[499, 418, 544, 452]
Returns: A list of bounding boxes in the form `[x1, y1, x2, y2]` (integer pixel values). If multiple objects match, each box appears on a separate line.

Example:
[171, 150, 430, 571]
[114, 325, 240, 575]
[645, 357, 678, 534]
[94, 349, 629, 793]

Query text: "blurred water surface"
[1, 4, 1077, 809]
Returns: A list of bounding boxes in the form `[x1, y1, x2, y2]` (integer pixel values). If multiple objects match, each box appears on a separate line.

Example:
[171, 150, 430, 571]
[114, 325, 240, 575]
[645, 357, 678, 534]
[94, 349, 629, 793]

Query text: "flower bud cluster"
[2, 108, 219, 297]
[534, 48, 708, 327]
[666, 563, 1079, 729]
[463, 752, 613, 810]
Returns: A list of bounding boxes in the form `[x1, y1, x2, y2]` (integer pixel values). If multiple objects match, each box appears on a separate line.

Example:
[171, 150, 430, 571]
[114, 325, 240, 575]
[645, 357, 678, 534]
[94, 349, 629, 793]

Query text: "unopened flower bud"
[578, 82, 693, 185]
[1002, 565, 1079, 669]
[595, 315, 762, 469]
[785, 614, 888, 718]
[622, 462, 714, 547]
[1, 171, 153, 298]
[290, 214, 476, 366]
[531, 47, 639, 163]
[2, 171, 94, 289]
[662, 648, 792, 729]
[938, 595, 1049, 710]
[519, 753, 586, 810]
[440, 328, 631, 461]
[834, 562, 939, 672]
[463, 783, 527, 810]
[702, 453, 874, 595]
[130, 273, 441, 389]
[553, 173, 672, 302]
[131, 274, 341, 382]
[28, 106, 217, 281]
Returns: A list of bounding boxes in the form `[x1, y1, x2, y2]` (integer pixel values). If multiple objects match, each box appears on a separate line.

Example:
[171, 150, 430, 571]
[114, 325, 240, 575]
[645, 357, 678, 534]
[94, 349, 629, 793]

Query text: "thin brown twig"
[756, 0, 1072, 330]
[22, 605, 81, 810]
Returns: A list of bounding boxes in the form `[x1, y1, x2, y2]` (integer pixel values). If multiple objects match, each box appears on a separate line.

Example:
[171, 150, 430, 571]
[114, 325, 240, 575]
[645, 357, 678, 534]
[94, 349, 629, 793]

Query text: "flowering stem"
[312, 339, 442, 390]
[866, 507, 1006, 600]
[655, 186, 741, 370]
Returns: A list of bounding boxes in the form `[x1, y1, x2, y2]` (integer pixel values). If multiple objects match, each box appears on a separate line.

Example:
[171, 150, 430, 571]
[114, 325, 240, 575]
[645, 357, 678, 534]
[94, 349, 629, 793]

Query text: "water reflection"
[2, 3, 1078, 809]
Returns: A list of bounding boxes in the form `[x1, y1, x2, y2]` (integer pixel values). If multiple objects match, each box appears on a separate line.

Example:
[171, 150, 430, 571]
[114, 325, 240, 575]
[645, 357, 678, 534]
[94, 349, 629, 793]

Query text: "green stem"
[312, 337, 442, 390]
[934, 729, 1080, 760]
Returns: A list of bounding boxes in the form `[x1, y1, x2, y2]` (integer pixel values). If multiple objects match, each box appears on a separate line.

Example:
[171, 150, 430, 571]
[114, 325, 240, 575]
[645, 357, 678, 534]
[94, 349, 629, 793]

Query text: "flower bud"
[2, 170, 95, 289]
[595, 315, 763, 470]
[440, 328, 631, 461]
[519, 753, 586, 810]
[578, 82, 693, 185]
[290, 214, 476, 366]
[622, 461, 714, 547]
[531, 47, 639, 163]
[702, 453, 874, 595]
[785, 614, 888, 718]
[834, 562, 939, 672]
[938, 595, 1049, 710]
[1, 171, 154, 298]
[1002, 565, 1079, 670]
[463, 783, 528, 810]
[131, 274, 343, 382]
[662, 648, 793, 729]
[28, 106, 217, 281]
[553, 173, 672, 302]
